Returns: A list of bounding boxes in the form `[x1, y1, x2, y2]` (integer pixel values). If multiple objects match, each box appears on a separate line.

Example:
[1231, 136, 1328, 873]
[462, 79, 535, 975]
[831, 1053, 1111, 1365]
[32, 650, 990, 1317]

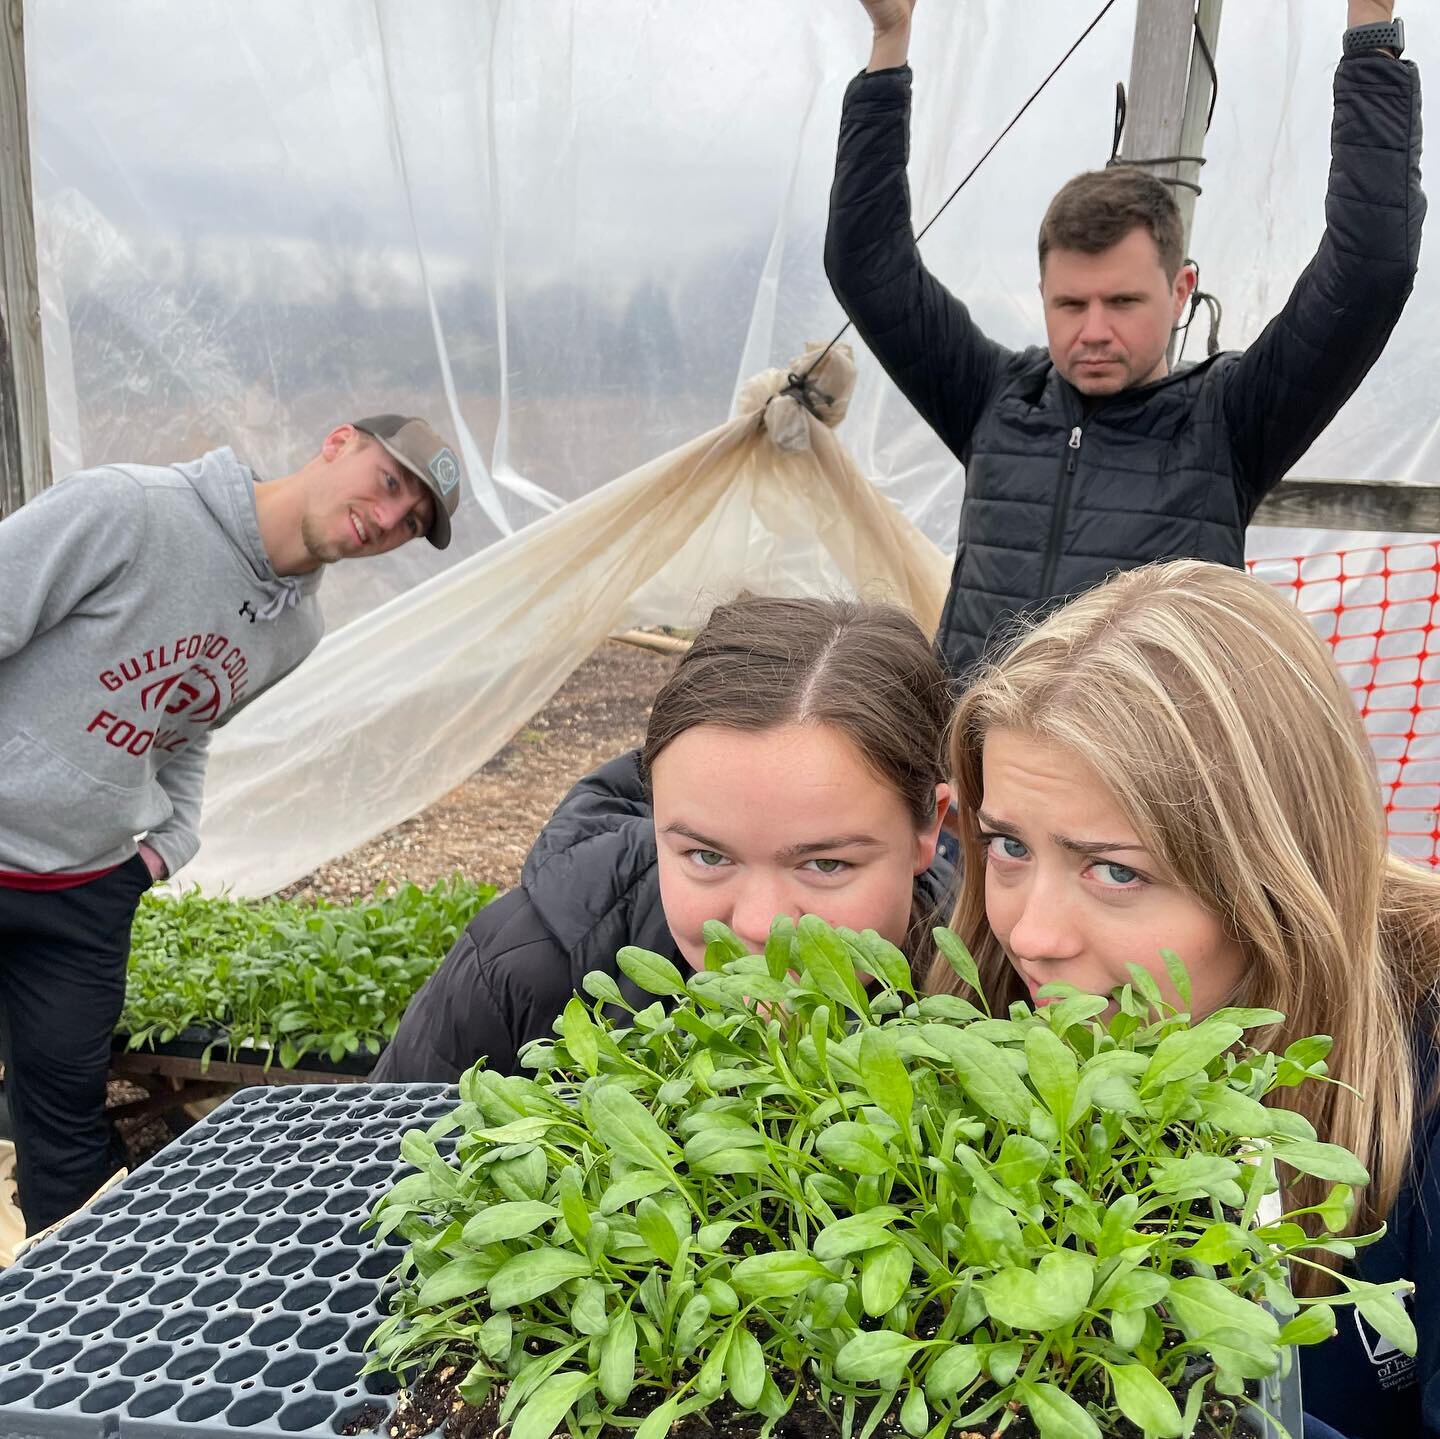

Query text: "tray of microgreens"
[364, 916, 1414, 1439]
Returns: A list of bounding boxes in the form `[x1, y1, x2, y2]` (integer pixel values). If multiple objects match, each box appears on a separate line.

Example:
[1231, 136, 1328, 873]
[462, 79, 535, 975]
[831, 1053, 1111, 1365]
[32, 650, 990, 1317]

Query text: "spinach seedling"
[368, 918, 1410, 1439]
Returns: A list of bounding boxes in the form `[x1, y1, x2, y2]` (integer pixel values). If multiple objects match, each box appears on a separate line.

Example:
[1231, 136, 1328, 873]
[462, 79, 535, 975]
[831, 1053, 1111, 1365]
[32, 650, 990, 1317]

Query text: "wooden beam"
[0, 0, 50, 517]
[1121, 1, 1223, 365]
[110, 1048, 370, 1089]
[1173, 0, 1222, 247]
[1253, 477, 1440, 536]
[1121, 2, 1195, 184]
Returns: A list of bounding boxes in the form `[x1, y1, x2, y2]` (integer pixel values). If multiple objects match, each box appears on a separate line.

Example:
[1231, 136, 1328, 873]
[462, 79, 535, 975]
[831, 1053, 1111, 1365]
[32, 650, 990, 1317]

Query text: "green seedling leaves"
[1019, 1380, 1101, 1439]
[636, 1196, 683, 1265]
[797, 914, 869, 1016]
[1269, 1138, 1371, 1185]
[991, 1134, 1050, 1189]
[1141, 1020, 1245, 1091]
[859, 1027, 913, 1128]
[815, 1121, 894, 1176]
[731, 1252, 831, 1299]
[812, 1206, 904, 1260]
[581, 970, 628, 1007]
[834, 1331, 924, 1387]
[367, 922, 1407, 1439]
[510, 1371, 594, 1439]
[618, 946, 688, 998]
[922, 1344, 981, 1404]
[598, 1309, 637, 1403]
[486, 1250, 591, 1311]
[416, 1256, 492, 1308]
[598, 1171, 673, 1214]
[1148, 1155, 1245, 1207]
[860, 1241, 913, 1317]
[702, 921, 750, 971]
[727, 1328, 767, 1408]
[921, 1027, 1031, 1126]
[1025, 1025, 1080, 1126]
[459, 1201, 558, 1247]
[1165, 1275, 1280, 1347]
[1278, 1304, 1337, 1347]
[585, 1085, 680, 1173]
[1160, 948, 1192, 1009]
[899, 1385, 929, 1438]
[124, 876, 492, 1070]
[560, 997, 600, 1075]
[1104, 1362, 1184, 1437]
[979, 1249, 1096, 1332]
[931, 926, 983, 992]
[1346, 1280, 1418, 1355]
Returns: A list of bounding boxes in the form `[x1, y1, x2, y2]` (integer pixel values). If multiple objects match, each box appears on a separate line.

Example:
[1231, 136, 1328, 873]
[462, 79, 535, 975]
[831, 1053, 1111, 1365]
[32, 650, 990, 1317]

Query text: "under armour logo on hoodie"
[239, 601, 257, 623]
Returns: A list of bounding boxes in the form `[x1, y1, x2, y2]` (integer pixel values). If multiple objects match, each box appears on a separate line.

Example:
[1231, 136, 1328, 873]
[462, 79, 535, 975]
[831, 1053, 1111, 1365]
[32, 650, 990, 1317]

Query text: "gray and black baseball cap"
[353, 414, 464, 549]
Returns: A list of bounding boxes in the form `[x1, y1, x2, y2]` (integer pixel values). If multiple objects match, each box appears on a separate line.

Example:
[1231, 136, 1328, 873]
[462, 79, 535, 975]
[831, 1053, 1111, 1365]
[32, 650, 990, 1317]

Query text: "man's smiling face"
[300, 427, 435, 564]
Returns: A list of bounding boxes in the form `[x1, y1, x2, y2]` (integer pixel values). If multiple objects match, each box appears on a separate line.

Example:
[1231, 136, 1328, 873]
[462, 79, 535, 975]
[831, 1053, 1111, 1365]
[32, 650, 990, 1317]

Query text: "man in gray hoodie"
[0, 414, 463, 1232]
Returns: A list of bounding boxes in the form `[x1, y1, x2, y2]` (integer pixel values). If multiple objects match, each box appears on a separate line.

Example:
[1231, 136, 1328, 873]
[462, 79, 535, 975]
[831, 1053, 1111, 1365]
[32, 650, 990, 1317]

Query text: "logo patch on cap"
[429, 448, 461, 497]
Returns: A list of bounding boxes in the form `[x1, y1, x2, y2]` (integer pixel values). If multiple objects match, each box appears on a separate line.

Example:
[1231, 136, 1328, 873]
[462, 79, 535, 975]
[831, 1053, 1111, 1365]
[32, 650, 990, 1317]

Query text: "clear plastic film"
[21, 1, 1436, 892]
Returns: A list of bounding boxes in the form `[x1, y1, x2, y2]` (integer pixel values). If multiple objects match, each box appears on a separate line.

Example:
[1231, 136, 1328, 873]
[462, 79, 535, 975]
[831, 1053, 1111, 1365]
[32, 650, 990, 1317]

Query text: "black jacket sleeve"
[1223, 53, 1425, 510]
[369, 888, 572, 1083]
[824, 65, 1011, 461]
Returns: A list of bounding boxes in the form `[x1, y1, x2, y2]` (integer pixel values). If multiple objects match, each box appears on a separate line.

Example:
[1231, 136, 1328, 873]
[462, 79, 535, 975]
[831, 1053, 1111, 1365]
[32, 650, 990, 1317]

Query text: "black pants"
[0, 854, 150, 1233]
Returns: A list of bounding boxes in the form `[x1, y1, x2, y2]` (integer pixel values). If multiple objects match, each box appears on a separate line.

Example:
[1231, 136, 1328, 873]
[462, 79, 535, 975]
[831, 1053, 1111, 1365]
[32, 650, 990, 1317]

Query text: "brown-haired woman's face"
[978, 728, 1246, 1016]
[651, 722, 949, 970]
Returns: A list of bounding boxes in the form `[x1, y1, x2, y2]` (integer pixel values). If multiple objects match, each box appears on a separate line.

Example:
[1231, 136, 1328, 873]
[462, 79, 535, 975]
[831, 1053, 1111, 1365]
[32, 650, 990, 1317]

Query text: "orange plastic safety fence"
[1249, 541, 1440, 867]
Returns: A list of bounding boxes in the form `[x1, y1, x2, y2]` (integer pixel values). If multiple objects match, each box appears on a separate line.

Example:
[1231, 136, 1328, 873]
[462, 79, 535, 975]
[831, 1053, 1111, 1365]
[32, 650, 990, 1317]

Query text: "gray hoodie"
[0, 448, 324, 876]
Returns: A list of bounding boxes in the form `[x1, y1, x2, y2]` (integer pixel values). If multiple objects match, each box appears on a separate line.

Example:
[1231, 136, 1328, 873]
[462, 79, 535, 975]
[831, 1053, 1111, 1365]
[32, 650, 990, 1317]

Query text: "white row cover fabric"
[174, 346, 948, 896]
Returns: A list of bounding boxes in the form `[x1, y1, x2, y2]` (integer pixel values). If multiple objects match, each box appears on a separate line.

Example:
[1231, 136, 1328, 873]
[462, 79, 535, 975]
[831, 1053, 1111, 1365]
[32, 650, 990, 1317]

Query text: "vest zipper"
[1039, 425, 1083, 598]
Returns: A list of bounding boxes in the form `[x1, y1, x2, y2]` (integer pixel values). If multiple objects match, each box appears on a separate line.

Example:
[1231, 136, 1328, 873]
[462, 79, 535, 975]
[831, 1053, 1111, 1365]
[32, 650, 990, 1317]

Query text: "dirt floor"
[283, 640, 678, 901]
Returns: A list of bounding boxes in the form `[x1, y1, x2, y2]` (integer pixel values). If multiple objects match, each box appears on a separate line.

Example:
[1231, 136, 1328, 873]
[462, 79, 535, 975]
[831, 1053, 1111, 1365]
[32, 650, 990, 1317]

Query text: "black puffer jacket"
[825, 56, 1425, 679]
[372, 750, 954, 1082]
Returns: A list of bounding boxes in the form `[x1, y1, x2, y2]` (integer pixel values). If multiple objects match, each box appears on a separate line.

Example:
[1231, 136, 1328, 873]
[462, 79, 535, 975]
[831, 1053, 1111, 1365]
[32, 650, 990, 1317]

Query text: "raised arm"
[1223, 0, 1423, 508]
[860, 0, 914, 72]
[825, 0, 1010, 462]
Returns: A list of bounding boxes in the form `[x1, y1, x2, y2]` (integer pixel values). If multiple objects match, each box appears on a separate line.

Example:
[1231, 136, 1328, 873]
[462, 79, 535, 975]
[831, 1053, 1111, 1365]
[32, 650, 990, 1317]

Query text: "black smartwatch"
[1342, 17, 1404, 58]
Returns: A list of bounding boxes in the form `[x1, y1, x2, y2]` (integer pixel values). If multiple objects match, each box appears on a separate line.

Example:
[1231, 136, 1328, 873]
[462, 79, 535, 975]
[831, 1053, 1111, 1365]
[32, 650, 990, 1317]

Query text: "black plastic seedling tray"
[0, 1083, 454, 1439]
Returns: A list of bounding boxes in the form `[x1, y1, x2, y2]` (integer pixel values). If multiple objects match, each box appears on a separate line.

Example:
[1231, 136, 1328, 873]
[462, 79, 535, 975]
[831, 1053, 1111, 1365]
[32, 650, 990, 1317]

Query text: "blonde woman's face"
[978, 729, 1246, 1017]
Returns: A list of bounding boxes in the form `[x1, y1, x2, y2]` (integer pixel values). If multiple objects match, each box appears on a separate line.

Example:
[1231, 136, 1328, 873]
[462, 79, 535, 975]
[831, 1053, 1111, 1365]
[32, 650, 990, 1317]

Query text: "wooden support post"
[1120, 0, 1224, 363]
[1253, 477, 1440, 536]
[0, 0, 50, 517]
[1120, 2, 1195, 178]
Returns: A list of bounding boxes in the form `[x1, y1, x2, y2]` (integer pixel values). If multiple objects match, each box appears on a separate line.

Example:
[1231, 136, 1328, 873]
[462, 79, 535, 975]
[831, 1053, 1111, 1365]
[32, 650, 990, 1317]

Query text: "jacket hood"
[179, 447, 319, 620]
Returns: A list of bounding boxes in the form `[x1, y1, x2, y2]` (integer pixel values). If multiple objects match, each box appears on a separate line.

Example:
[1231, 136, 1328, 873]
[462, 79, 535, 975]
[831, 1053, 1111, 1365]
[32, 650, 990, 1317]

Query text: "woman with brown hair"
[935, 558, 1440, 1439]
[374, 594, 954, 1082]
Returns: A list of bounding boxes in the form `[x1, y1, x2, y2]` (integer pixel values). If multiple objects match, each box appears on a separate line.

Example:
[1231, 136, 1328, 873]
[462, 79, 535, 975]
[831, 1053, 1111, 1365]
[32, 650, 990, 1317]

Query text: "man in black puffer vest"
[827, 0, 1424, 682]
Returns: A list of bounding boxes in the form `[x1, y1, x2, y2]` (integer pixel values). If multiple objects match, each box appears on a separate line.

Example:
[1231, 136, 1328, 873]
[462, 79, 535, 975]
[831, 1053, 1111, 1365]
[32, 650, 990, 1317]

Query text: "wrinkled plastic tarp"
[177, 347, 948, 895]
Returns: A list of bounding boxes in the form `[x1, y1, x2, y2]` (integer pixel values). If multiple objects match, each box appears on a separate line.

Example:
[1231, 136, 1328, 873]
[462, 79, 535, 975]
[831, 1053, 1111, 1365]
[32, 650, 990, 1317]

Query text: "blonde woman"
[931, 559, 1440, 1439]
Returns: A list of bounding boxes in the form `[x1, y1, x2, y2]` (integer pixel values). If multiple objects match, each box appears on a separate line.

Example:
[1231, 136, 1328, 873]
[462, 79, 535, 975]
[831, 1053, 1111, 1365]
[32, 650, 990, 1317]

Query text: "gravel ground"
[283, 640, 677, 901]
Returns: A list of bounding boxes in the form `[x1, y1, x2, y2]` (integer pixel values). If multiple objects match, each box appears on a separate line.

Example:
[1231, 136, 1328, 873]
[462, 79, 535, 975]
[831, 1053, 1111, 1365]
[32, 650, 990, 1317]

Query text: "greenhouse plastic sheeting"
[175, 346, 949, 896]
[23, 1, 1438, 891]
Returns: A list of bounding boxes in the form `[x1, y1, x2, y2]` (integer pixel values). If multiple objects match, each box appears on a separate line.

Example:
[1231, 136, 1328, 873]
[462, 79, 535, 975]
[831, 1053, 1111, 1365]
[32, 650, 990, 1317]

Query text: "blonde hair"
[930, 560, 1440, 1286]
